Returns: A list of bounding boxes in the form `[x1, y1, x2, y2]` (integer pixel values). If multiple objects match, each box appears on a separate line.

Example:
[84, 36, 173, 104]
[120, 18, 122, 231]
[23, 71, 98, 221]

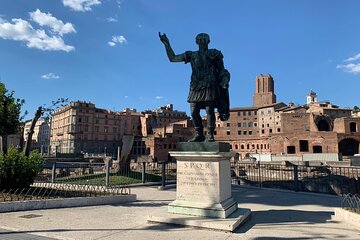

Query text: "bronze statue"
[159, 32, 230, 142]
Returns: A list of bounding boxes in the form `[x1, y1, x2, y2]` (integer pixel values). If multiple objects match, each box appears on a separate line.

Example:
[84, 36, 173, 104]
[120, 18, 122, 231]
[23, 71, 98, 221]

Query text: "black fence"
[231, 162, 360, 195]
[36, 161, 176, 187]
[35, 161, 360, 195]
[342, 194, 360, 213]
[1, 182, 130, 202]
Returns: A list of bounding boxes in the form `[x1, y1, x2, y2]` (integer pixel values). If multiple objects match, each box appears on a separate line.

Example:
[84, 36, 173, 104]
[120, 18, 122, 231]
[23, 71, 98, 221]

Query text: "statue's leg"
[188, 103, 205, 142]
[205, 102, 215, 142]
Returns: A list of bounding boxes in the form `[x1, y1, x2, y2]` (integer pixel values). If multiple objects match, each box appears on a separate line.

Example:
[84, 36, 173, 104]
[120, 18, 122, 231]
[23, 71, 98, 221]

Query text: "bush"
[0, 147, 44, 189]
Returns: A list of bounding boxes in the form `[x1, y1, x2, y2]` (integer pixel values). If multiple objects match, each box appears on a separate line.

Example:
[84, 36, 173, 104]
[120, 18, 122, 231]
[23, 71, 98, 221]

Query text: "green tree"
[0, 146, 44, 189]
[354, 105, 360, 112]
[0, 82, 24, 154]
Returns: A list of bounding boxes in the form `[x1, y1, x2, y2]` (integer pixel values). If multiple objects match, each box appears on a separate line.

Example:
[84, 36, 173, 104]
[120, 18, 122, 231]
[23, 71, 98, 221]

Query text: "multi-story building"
[50, 102, 191, 162]
[212, 74, 360, 158]
[23, 118, 50, 153]
[50, 101, 142, 155]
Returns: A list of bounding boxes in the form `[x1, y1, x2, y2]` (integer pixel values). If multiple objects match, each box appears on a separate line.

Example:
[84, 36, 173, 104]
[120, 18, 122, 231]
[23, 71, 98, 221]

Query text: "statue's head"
[195, 33, 210, 46]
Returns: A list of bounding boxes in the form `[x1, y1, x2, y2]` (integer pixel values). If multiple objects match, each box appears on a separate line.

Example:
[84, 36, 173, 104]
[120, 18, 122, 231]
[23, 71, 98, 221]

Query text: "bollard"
[293, 165, 299, 192]
[142, 162, 146, 183]
[105, 161, 110, 187]
[161, 162, 166, 187]
[51, 162, 56, 183]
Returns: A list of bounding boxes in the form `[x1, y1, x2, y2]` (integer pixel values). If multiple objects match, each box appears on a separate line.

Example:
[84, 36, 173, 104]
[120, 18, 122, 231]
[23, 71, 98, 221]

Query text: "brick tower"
[253, 74, 277, 107]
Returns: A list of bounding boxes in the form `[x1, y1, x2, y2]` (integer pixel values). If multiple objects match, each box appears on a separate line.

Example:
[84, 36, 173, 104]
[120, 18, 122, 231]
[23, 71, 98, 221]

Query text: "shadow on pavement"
[232, 185, 341, 208]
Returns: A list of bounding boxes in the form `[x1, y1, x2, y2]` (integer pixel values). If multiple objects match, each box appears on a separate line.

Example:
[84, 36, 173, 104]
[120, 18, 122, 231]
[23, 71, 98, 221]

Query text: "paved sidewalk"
[0, 185, 359, 240]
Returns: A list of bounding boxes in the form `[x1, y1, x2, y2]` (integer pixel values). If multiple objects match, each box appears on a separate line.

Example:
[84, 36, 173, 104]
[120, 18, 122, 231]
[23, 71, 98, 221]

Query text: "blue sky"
[1, 0, 360, 118]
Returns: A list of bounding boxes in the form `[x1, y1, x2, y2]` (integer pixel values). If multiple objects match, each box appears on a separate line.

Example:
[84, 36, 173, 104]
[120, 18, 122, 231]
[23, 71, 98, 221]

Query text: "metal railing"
[0, 182, 130, 202]
[342, 194, 360, 214]
[36, 161, 176, 187]
[231, 162, 360, 195]
[35, 161, 360, 195]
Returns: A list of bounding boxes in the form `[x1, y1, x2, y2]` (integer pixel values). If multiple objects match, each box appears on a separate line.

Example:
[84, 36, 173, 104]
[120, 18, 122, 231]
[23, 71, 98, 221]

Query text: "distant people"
[159, 32, 230, 142]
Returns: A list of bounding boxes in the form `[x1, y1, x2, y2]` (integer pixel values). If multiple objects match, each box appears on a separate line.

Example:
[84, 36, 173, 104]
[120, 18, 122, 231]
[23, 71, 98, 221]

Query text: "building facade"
[50, 102, 191, 162]
[211, 75, 360, 159]
[24, 118, 50, 153]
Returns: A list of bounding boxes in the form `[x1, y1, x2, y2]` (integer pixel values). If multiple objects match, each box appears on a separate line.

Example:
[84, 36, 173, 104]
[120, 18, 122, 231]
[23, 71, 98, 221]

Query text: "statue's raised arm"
[159, 32, 185, 62]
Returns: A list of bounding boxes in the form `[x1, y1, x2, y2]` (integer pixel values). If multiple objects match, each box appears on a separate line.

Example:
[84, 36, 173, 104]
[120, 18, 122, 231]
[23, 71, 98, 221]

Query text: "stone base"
[148, 205, 251, 232]
[168, 197, 238, 218]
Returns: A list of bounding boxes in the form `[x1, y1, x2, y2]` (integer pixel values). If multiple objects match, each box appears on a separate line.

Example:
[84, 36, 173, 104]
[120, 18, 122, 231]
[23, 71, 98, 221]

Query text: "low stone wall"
[0, 194, 136, 213]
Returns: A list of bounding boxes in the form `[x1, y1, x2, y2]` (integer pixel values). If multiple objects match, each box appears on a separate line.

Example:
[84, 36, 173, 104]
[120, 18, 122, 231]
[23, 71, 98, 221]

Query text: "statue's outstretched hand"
[159, 32, 169, 45]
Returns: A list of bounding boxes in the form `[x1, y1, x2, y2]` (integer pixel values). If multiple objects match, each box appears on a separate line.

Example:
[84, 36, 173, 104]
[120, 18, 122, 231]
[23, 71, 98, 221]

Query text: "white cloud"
[0, 17, 75, 52]
[41, 73, 60, 79]
[337, 63, 360, 74]
[116, 0, 122, 9]
[108, 35, 127, 46]
[155, 96, 164, 99]
[344, 53, 360, 62]
[62, 0, 101, 12]
[124, 96, 128, 99]
[337, 52, 360, 74]
[30, 9, 76, 36]
[107, 17, 118, 23]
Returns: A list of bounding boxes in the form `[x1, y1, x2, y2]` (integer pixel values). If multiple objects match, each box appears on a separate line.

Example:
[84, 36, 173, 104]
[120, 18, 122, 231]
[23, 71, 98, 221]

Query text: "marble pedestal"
[148, 142, 251, 232]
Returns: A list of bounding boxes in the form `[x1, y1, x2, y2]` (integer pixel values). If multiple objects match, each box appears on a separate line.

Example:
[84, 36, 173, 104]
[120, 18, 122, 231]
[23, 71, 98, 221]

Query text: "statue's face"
[196, 33, 210, 47]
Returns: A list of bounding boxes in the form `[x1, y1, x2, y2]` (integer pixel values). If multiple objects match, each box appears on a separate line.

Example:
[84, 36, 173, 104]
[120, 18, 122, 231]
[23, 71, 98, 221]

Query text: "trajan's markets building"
[212, 74, 360, 159]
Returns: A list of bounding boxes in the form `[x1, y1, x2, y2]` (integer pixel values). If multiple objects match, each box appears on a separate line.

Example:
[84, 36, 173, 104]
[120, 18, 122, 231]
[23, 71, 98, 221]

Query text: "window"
[299, 140, 309, 152]
[238, 123, 241, 127]
[248, 111, 252, 115]
[113, 127, 117, 133]
[226, 123, 230, 127]
[243, 123, 247, 127]
[84, 125, 88, 132]
[248, 122, 252, 127]
[287, 146, 296, 154]
[235, 145, 238, 149]
[243, 112, 246, 116]
[214, 131, 217, 135]
[277, 128, 281, 132]
[249, 131, 252, 135]
[78, 117, 82, 123]
[313, 145, 323, 153]
[350, 122, 357, 132]
[237, 112, 241, 116]
[238, 130, 241, 135]
[269, 129, 273, 133]
[226, 131, 230, 135]
[85, 116, 89, 123]
[95, 126, 99, 132]
[261, 129, 265, 134]
[241, 145, 244, 149]
[243, 131, 247, 135]
[254, 123, 257, 127]
[104, 127, 108, 133]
